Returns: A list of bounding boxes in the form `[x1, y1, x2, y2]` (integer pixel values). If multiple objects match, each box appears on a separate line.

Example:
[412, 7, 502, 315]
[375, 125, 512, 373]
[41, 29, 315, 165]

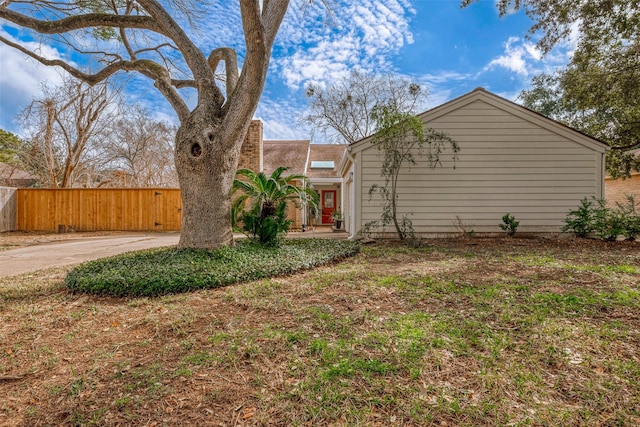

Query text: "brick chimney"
[239, 120, 263, 172]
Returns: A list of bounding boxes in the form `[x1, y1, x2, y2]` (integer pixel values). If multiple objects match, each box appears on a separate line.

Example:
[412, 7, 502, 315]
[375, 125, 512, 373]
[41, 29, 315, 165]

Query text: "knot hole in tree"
[191, 142, 202, 158]
[203, 129, 215, 144]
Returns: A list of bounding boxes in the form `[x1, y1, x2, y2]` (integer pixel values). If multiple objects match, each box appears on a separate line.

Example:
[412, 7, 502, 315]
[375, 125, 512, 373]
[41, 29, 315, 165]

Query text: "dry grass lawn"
[1, 236, 639, 426]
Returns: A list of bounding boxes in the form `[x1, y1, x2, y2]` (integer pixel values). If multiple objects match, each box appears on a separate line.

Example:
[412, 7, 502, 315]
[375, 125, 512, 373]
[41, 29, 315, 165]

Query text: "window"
[310, 160, 335, 169]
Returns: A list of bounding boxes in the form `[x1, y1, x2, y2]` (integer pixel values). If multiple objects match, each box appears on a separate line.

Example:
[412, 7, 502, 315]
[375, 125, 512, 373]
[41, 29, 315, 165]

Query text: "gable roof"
[420, 88, 608, 152]
[262, 140, 310, 176]
[350, 87, 609, 154]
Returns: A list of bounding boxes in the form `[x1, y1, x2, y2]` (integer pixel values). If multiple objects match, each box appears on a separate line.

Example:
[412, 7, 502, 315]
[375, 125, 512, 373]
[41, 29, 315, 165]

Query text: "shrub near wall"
[563, 196, 640, 240]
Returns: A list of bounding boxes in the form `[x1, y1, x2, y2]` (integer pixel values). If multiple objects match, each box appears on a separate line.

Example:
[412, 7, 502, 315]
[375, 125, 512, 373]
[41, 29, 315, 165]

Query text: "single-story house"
[341, 88, 608, 237]
[8, 88, 610, 235]
[241, 88, 608, 237]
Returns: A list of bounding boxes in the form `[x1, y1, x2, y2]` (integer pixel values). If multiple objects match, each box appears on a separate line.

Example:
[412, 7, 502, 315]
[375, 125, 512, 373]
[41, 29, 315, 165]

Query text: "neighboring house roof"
[263, 140, 310, 176]
[350, 87, 609, 154]
[0, 162, 36, 187]
[307, 144, 347, 179]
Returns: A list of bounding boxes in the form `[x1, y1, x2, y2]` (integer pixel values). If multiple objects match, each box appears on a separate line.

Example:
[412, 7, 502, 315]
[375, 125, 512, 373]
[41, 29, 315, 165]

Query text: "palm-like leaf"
[232, 167, 319, 240]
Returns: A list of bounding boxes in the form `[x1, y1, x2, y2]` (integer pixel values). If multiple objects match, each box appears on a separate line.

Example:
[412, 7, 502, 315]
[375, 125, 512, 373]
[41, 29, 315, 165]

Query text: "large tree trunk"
[174, 104, 245, 249]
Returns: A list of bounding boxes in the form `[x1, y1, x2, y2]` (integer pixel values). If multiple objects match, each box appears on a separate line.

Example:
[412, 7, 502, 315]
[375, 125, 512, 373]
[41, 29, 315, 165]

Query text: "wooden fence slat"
[16, 188, 183, 232]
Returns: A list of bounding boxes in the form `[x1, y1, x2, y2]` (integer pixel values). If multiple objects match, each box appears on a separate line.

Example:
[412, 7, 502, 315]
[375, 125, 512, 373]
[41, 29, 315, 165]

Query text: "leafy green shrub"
[625, 215, 640, 241]
[232, 167, 318, 246]
[240, 200, 291, 246]
[65, 239, 360, 297]
[499, 213, 519, 237]
[563, 196, 640, 240]
[563, 197, 595, 238]
[615, 195, 640, 240]
[591, 198, 621, 241]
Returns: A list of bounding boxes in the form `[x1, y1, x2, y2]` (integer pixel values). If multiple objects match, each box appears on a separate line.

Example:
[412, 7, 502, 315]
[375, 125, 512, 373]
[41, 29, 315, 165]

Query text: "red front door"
[321, 190, 336, 224]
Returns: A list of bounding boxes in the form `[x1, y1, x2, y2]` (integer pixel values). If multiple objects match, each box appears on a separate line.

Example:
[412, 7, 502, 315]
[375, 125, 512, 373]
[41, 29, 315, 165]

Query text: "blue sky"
[0, 0, 576, 142]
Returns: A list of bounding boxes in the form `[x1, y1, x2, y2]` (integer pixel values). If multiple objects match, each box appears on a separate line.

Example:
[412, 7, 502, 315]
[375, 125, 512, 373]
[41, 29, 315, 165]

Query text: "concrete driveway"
[0, 229, 347, 277]
[0, 233, 180, 277]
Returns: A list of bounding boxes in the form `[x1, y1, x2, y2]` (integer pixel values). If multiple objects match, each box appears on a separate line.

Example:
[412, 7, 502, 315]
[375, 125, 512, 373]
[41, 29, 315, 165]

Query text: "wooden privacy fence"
[16, 188, 182, 232]
[0, 187, 17, 232]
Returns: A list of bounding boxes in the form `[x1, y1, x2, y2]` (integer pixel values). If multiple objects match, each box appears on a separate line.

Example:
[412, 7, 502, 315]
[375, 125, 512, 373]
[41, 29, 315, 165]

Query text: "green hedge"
[65, 239, 360, 297]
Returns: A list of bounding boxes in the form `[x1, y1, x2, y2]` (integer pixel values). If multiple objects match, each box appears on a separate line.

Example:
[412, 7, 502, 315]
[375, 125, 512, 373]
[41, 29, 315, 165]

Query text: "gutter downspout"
[346, 146, 356, 239]
[302, 143, 311, 231]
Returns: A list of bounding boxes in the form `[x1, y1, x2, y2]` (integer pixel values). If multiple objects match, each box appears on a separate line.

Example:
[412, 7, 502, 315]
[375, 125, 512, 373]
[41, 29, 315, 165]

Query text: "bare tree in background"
[302, 69, 426, 144]
[101, 105, 178, 188]
[19, 78, 117, 188]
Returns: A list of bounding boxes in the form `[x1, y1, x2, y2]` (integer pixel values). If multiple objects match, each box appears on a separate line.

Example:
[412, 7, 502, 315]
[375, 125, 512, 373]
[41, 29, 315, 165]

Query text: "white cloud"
[262, 118, 309, 141]
[498, 0, 520, 16]
[255, 98, 311, 141]
[419, 71, 471, 85]
[0, 28, 69, 132]
[492, 89, 521, 102]
[279, 34, 357, 86]
[422, 88, 453, 111]
[484, 36, 540, 76]
[411, 71, 470, 110]
[483, 27, 578, 81]
[188, 2, 245, 54]
[275, 0, 416, 90]
[543, 20, 580, 65]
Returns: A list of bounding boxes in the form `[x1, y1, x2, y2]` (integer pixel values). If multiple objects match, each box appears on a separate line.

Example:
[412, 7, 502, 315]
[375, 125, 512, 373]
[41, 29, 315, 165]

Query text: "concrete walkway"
[0, 230, 348, 277]
[0, 233, 180, 277]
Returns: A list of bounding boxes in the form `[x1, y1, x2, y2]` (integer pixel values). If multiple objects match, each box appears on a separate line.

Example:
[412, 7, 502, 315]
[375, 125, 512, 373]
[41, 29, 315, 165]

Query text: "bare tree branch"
[19, 78, 117, 188]
[168, 79, 195, 89]
[220, 0, 289, 149]
[136, 0, 223, 109]
[0, 8, 167, 35]
[0, 31, 191, 120]
[208, 47, 239, 101]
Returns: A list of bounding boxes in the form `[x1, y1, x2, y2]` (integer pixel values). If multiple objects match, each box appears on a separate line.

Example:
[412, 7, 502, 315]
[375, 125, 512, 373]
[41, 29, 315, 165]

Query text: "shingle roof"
[307, 144, 347, 179]
[0, 163, 36, 187]
[263, 140, 310, 176]
[0, 162, 33, 180]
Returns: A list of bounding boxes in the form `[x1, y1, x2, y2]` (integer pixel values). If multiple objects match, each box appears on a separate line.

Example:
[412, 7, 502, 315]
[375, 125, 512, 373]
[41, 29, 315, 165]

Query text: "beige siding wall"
[358, 99, 603, 235]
